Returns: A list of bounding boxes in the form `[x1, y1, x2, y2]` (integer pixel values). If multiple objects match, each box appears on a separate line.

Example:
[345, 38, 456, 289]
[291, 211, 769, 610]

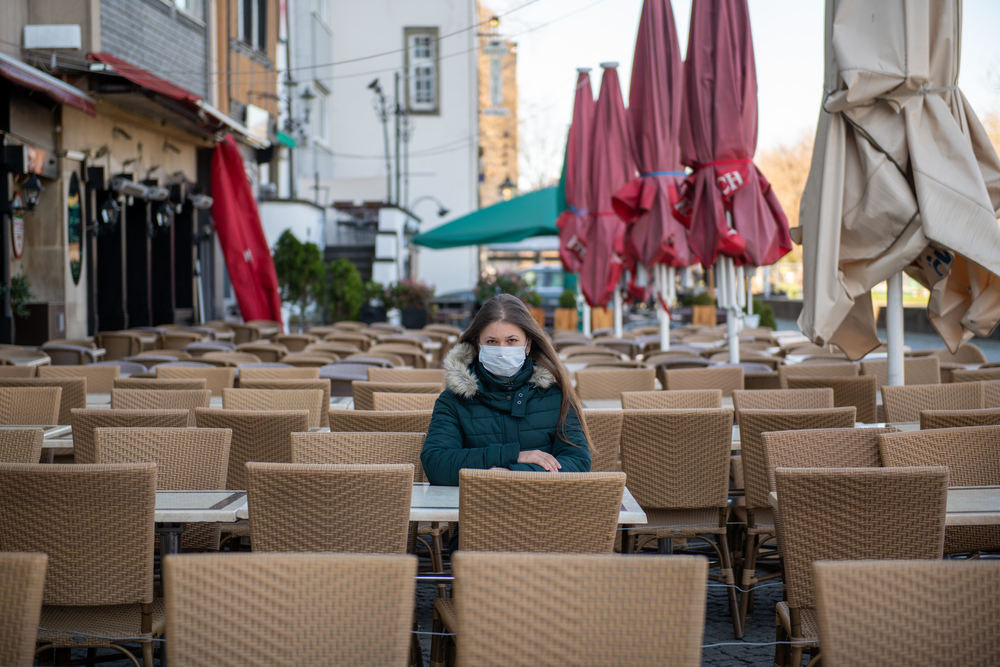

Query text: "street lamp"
[99, 195, 121, 226]
[499, 177, 516, 201]
[300, 86, 316, 123]
[410, 195, 449, 218]
[21, 174, 43, 209]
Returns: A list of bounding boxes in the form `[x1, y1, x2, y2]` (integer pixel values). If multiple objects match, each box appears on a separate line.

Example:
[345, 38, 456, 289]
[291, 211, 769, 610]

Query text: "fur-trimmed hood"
[443, 342, 554, 399]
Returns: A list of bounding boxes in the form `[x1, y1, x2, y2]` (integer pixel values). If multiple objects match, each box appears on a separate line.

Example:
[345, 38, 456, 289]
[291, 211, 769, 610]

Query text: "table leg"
[157, 522, 185, 556]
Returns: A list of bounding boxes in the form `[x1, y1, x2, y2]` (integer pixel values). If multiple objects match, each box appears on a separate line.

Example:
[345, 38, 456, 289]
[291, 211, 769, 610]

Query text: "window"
[174, 0, 203, 17]
[239, 0, 267, 52]
[404, 28, 439, 114]
[312, 91, 328, 142]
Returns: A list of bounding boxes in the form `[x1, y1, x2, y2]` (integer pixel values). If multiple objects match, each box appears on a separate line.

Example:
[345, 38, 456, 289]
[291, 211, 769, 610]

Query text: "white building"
[317, 0, 480, 295]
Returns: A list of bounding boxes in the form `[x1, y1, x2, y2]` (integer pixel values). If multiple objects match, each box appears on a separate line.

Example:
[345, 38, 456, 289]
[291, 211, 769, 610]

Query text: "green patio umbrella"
[411, 185, 565, 249]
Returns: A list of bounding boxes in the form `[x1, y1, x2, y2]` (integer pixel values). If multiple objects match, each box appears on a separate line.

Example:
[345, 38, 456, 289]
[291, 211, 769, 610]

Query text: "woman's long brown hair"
[459, 294, 591, 448]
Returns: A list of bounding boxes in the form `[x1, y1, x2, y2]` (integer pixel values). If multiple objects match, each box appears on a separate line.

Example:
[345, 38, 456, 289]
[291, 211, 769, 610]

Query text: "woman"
[421, 293, 591, 486]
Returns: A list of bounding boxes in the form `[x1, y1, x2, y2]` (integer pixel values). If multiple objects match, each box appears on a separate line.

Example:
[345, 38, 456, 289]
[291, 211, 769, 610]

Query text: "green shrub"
[558, 289, 577, 309]
[690, 292, 715, 306]
[753, 300, 777, 330]
[272, 230, 326, 322]
[326, 258, 364, 321]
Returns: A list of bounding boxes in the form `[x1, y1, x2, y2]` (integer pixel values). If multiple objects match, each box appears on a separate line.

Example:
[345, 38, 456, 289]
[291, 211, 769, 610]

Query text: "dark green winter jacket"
[420, 342, 591, 486]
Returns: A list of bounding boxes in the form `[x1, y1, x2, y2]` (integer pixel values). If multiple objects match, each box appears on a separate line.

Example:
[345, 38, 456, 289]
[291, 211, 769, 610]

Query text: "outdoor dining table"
[768, 486, 1000, 526]
[0, 424, 72, 439]
[156, 484, 648, 555]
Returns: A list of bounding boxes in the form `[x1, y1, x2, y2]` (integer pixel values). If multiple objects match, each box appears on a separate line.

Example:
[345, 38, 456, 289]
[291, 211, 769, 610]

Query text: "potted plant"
[326, 258, 364, 323]
[385, 278, 435, 329]
[358, 279, 386, 324]
[554, 289, 578, 332]
[688, 291, 717, 327]
[475, 271, 546, 327]
[271, 230, 326, 331]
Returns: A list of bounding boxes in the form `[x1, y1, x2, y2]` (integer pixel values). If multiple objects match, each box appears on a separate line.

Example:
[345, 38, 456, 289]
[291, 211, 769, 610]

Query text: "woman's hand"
[517, 449, 562, 473]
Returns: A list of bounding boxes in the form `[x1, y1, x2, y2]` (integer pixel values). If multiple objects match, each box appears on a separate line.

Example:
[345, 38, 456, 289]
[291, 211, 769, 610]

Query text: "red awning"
[0, 52, 96, 116]
[210, 135, 283, 328]
[87, 52, 202, 110]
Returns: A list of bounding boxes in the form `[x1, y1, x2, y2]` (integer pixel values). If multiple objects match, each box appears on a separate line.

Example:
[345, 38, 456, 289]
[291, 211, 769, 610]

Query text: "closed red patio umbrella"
[580, 63, 635, 322]
[556, 68, 595, 274]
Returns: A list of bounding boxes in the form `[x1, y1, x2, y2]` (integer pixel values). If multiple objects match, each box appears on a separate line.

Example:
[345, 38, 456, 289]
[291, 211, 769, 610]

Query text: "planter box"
[691, 305, 717, 326]
[554, 308, 578, 332]
[359, 305, 387, 325]
[528, 307, 545, 330]
[590, 307, 614, 331]
[401, 307, 428, 330]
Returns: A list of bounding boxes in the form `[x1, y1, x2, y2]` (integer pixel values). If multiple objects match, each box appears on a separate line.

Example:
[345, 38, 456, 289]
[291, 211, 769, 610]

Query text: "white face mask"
[478, 344, 527, 378]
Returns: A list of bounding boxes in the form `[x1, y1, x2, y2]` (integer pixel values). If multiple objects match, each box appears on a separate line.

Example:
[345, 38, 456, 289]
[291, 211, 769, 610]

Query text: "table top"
[225, 484, 647, 525]
[768, 486, 1000, 526]
[156, 490, 247, 523]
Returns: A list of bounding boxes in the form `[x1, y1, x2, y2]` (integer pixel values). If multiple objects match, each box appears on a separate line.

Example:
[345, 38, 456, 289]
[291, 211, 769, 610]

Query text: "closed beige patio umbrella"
[798, 0, 1000, 367]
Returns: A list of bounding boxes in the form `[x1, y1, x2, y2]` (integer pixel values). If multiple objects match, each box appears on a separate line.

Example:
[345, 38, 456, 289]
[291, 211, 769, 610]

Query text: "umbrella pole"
[746, 266, 755, 317]
[613, 285, 624, 339]
[658, 264, 670, 351]
[724, 211, 741, 364]
[886, 272, 905, 386]
[580, 279, 592, 337]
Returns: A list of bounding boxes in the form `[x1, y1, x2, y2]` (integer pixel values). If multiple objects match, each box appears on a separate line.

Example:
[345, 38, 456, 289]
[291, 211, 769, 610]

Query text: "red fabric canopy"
[580, 65, 635, 307]
[210, 135, 283, 327]
[556, 69, 595, 273]
[88, 52, 202, 110]
[675, 0, 790, 268]
[0, 52, 96, 116]
[612, 0, 690, 269]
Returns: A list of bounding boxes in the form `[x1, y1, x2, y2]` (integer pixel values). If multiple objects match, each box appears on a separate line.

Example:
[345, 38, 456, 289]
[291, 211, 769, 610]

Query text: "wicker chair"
[710, 352, 783, 370]
[136, 349, 194, 359]
[452, 552, 707, 667]
[305, 342, 363, 357]
[194, 409, 310, 491]
[199, 352, 263, 367]
[226, 322, 260, 345]
[761, 427, 895, 495]
[880, 382, 985, 423]
[321, 364, 372, 396]
[70, 409, 189, 464]
[333, 321, 370, 331]
[111, 389, 212, 426]
[0, 365, 35, 378]
[773, 467, 948, 667]
[0, 428, 43, 463]
[424, 324, 461, 336]
[582, 360, 652, 371]
[0, 552, 47, 666]
[861, 357, 941, 388]
[40, 344, 104, 365]
[734, 407, 857, 633]
[367, 368, 446, 384]
[181, 342, 236, 357]
[619, 409, 741, 637]
[0, 348, 50, 366]
[156, 366, 235, 396]
[595, 338, 641, 359]
[786, 375, 879, 423]
[323, 332, 372, 351]
[620, 389, 722, 410]
[238, 379, 331, 427]
[928, 344, 988, 365]
[114, 377, 208, 391]
[372, 392, 439, 411]
[162, 331, 206, 349]
[222, 388, 326, 429]
[950, 367, 1000, 383]
[368, 344, 429, 368]
[275, 333, 319, 351]
[878, 425, 1000, 555]
[39, 364, 120, 393]
[430, 469, 627, 665]
[352, 380, 443, 411]
[0, 463, 161, 666]
[246, 462, 413, 553]
[238, 365, 318, 381]
[96, 331, 144, 360]
[560, 345, 622, 360]
[662, 366, 744, 396]
[920, 407, 1000, 430]
[813, 559, 1000, 667]
[575, 368, 655, 400]
[327, 409, 433, 434]
[94, 427, 232, 551]
[585, 410, 623, 472]
[731, 388, 834, 412]
[163, 552, 416, 666]
[0, 387, 61, 425]
[566, 354, 637, 366]
[280, 353, 341, 368]
[235, 342, 289, 363]
[778, 362, 859, 389]
[0, 377, 85, 425]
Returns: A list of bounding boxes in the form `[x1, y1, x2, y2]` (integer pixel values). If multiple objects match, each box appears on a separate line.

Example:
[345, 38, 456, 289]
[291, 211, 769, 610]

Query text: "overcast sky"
[485, 0, 1000, 187]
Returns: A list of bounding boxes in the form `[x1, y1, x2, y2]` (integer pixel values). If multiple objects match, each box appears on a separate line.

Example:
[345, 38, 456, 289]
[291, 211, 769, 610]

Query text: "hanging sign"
[10, 192, 25, 258]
